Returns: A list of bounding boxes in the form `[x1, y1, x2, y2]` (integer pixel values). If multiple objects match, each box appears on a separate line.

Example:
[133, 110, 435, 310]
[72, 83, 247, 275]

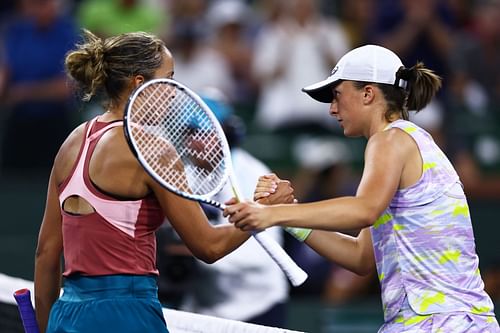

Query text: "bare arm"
[255, 175, 375, 275]
[96, 127, 251, 265]
[34, 169, 63, 333]
[147, 178, 250, 264]
[227, 130, 412, 273]
[305, 228, 375, 276]
[226, 130, 404, 232]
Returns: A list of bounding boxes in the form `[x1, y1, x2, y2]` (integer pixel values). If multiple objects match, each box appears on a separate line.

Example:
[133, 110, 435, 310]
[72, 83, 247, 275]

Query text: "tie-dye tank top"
[370, 119, 495, 322]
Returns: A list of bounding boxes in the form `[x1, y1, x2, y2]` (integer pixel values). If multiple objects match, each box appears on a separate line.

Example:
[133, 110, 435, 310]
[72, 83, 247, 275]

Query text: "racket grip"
[14, 289, 40, 333]
[252, 231, 308, 287]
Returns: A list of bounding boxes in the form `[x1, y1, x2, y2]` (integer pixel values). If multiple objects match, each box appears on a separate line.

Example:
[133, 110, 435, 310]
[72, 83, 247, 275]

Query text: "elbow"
[358, 205, 383, 228]
[190, 246, 225, 264]
[358, 212, 378, 228]
[194, 252, 222, 264]
[197, 256, 217, 265]
[35, 243, 48, 263]
[194, 250, 216, 264]
[185, 226, 246, 264]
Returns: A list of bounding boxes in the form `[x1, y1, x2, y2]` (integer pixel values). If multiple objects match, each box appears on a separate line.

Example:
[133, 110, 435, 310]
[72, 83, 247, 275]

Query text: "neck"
[364, 105, 390, 138]
[367, 121, 389, 138]
[101, 103, 125, 122]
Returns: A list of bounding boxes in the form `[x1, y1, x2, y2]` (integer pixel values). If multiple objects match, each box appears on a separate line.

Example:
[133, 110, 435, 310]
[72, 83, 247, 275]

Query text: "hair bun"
[83, 32, 107, 76]
[65, 30, 108, 101]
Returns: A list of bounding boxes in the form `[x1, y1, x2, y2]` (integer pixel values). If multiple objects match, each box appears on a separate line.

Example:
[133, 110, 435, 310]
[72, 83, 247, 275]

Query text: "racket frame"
[124, 78, 232, 205]
[123, 78, 307, 286]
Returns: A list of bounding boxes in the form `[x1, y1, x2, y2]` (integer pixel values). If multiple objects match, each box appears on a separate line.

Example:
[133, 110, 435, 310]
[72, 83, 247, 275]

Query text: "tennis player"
[225, 45, 500, 332]
[34, 29, 250, 333]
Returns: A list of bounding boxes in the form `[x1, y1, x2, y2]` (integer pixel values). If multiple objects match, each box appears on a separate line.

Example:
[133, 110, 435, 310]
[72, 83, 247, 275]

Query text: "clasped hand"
[223, 173, 295, 232]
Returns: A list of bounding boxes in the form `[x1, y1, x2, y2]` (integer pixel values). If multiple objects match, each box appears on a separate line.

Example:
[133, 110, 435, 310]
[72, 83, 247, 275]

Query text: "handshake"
[253, 173, 297, 205]
[223, 173, 312, 242]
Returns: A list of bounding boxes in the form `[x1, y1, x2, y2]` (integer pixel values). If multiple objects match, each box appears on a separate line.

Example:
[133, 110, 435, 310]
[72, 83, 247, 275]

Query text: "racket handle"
[252, 231, 308, 287]
[13, 289, 40, 333]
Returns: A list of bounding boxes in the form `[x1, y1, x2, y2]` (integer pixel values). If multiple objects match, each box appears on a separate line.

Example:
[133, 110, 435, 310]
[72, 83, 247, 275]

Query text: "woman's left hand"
[223, 200, 274, 232]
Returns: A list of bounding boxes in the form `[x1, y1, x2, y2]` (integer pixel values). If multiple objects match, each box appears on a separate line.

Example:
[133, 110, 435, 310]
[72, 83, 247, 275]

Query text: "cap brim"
[302, 76, 341, 103]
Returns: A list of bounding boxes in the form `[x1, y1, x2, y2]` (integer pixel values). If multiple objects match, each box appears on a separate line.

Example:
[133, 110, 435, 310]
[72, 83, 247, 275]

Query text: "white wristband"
[284, 226, 312, 242]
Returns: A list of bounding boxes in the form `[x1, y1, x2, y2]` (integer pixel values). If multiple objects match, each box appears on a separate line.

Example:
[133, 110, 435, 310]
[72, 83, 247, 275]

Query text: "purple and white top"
[371, 119, 495, 322]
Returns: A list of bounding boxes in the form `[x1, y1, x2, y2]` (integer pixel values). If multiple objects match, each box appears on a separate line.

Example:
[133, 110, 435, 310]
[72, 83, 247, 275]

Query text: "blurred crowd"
[0, 0, 499, 315]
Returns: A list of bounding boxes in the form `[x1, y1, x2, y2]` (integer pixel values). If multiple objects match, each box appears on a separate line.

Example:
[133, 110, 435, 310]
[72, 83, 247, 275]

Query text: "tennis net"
[0, 272, 304, 333]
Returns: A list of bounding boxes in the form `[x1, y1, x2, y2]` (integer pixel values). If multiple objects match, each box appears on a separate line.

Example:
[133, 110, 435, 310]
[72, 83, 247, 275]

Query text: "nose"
[329, 100, 338, 115]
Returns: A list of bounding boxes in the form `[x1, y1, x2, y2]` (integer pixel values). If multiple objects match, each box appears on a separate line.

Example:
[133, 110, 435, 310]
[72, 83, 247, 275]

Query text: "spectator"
[338, 0, 376, 48]
[427, 0, 500, 200]
[205, 0, 258, 107]
[0, 0, 79, 174]
[251, 0, 349, 133]
[169, 20, 234, 101]
[372, 0, 458, 152]
[445, 0, 500, 301]
[75, 0, 166, 39]
[373, 0, 457, 82]
[447, 0, 499, 124]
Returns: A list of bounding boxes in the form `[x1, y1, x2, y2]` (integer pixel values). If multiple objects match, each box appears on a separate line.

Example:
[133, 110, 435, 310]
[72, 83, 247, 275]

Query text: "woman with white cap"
[224, 44, 500, 332]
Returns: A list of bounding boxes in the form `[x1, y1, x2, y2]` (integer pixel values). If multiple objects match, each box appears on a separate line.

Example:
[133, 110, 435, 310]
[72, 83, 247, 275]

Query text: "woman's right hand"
[254, 173, 295, 205]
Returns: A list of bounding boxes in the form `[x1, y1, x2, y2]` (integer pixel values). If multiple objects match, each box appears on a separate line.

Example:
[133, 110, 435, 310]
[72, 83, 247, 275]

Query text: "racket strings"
[130, 84, 190, 191]
[129, 82, 227, 196]
[174, 96, 225, 194]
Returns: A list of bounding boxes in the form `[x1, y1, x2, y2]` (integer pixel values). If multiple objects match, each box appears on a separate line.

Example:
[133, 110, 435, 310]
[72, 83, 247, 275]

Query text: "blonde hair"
[65, 29, 166, 103]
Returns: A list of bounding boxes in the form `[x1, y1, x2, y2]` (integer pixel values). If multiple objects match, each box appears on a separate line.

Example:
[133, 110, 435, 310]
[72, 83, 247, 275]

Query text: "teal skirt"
[46, 275, 168, 333]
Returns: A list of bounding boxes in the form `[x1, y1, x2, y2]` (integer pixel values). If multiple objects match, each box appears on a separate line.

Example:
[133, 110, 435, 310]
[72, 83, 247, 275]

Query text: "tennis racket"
[14, 289, 40, 333]
[123, 78, 307, 286]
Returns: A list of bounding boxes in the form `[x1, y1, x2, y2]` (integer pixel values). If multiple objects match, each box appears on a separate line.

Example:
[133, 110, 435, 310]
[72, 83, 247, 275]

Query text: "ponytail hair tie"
[395, 66, 416, 90]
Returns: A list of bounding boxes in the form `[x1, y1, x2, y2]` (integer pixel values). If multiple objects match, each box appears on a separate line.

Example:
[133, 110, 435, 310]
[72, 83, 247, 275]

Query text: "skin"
[224, 80, 423, 276]
[34, 47, 249, 333]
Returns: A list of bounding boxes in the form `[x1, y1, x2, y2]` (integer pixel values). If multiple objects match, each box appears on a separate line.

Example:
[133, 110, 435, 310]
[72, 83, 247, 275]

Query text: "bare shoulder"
[366, 128, 414, 157]
[53, 122, 88, 184]
[97, 125, 136, 163]
[91, 124, 152, 197]
[63, 122, 88, 146]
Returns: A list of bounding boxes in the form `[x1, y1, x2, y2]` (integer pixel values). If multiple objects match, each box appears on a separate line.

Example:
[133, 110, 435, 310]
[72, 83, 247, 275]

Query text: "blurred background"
[0, 0, 499, 332]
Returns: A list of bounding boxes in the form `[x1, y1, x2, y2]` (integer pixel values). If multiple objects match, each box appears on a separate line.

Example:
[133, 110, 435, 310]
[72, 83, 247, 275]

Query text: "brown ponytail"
[397, 62, 442, 112]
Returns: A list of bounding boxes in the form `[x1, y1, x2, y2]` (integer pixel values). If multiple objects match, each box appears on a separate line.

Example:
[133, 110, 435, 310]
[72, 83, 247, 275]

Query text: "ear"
[362, 85, 375, 105]
[133, 75, 145, 89]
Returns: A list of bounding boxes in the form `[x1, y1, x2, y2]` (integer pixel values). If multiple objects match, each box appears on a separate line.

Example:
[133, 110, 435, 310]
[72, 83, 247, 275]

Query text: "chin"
[343, 129, 362, 138]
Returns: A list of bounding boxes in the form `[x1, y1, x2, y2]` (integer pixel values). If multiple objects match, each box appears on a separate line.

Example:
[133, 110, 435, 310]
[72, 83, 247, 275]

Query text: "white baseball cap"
[302, 45, 407, 103]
